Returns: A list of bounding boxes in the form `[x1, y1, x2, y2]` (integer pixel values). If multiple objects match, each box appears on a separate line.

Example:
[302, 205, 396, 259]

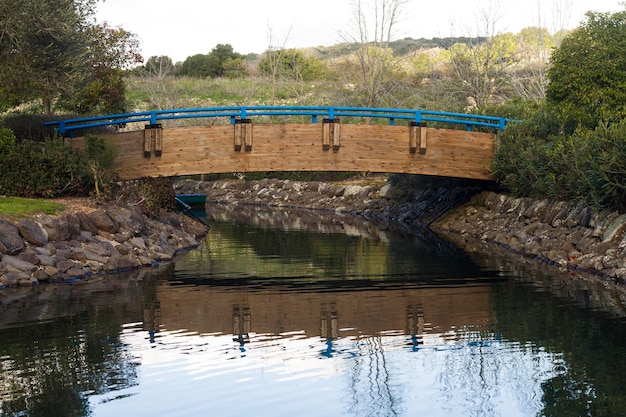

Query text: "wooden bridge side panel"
[69, 124, 495, 180]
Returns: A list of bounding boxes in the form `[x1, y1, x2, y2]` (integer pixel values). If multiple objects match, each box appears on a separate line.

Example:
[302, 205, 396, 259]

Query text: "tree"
[0, 0, 140, 115]
[258, 49, 325, 81]
[339, 0, 408, 108]
[60, 23, 143, 114]
[177, 44, 246, 78]
[546, 8, 626, 127]
[0, 0, 96, 114]
[448, 32, 518, 110]
[143, 55, 175, 80]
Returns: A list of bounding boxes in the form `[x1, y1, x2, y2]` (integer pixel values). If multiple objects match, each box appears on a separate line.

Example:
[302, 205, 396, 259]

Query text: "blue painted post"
[389, 118, 395, 126]
[329, 107, 335, 121]
[312, 115, 318, 124]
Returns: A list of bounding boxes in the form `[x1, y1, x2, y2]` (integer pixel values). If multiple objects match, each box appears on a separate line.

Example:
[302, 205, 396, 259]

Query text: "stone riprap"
[0, 205, 208, 288]
[432, 191, 626, 281]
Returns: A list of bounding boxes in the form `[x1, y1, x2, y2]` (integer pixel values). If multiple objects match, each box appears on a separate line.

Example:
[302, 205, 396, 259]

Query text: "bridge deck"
[68, 122, 496, 180]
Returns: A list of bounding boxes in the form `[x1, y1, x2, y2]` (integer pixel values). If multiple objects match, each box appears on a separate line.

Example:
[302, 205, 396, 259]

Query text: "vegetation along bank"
[1, 4, 625, 287]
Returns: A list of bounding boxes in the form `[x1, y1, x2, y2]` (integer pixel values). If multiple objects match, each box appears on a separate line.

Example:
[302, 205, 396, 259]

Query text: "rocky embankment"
[4, 175, 624, 288]
[178, 177, 626, 281]
[432, 191, 626, 282]
[0, 203, 208, 288]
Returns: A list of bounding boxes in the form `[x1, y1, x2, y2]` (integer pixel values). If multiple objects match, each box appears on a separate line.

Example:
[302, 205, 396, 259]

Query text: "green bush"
[493, 115, 626, 211]
[0, 136, 91, 197]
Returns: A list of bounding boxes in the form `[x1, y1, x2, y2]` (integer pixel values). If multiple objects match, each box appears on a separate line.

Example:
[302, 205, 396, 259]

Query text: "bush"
[105, 177, 176, 217]
[493, 115, 626, 211]
[0, 137, 91, 197]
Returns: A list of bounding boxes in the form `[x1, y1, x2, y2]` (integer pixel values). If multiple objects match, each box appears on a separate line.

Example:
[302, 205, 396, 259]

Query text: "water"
[2, 205, 626, 417]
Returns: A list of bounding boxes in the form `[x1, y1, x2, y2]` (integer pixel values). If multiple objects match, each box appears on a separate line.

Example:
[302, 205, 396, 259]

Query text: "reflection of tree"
[347, 336, 401, 417]
[490, 279, 626, 416]
[0, 304, 142, 416]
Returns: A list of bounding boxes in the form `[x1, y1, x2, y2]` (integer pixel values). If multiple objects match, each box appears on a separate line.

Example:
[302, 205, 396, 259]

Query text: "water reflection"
[2, 206, 626, 416]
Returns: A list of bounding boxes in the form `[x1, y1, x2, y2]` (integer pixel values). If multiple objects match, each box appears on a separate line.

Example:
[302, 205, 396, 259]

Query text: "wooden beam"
[69, 123, 496, 181]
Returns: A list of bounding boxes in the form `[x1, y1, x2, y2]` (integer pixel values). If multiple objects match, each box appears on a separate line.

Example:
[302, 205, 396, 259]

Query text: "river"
[1, 204, 626, 416]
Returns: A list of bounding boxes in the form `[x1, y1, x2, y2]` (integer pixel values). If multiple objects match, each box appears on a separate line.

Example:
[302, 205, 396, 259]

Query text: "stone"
[36, 254, 57, 267]
[17, 252, 40, 266]
[77, 212, 99, 235]
[2, 255, 37, 273]
[33, 268, 51, 282]
[129, 237, 147, 250]
[17, 220, 48, 246]
[602, 214, 626, 243]
[0, 219, 24, 255]
[88, 210, 119, 234]
[103, 254, 136, 272]
[37, 215, 71, 242]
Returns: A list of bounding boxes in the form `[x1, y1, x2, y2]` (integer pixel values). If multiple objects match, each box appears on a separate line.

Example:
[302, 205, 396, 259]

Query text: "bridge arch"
[46, 106, 512, 181]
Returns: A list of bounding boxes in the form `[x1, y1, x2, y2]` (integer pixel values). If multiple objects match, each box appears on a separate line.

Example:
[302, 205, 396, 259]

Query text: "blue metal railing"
[44, 106, 513, 136]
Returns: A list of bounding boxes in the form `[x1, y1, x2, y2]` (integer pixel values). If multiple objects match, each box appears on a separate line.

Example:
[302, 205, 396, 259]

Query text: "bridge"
[45, 106, 513, 181]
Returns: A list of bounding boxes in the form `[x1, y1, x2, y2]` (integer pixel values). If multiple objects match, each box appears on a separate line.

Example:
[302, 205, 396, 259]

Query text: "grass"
[0, 197, 65, 220]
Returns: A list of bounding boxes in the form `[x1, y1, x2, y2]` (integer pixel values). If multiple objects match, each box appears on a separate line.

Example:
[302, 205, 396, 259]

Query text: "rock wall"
[0, 204, 208, 288]
[432, 191, 626, 281]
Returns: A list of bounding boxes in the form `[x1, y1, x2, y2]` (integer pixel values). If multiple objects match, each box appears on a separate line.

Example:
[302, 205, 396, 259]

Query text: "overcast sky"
[95, 0, 624, 63]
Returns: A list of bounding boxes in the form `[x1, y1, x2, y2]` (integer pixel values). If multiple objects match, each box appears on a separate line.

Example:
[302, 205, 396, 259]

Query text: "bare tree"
[447, 0, 519, 109]
[511, 0, 573, 101]
[338, 0, 408, 109]
[263, 24, 292, 105]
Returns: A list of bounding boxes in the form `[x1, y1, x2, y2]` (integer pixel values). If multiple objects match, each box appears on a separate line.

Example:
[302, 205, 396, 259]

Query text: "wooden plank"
[68, 124, 496, 181]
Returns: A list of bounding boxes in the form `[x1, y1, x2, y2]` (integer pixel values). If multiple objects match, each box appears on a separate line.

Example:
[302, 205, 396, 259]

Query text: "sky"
[95, 0, 625, 63]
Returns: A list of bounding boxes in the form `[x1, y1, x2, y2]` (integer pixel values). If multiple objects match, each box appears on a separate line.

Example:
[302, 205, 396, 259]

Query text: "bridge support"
[409, 122, 427, 154]
[144, 124, 163, 157]
[322, 118, 341, 151]
[234, 119, 253, 151]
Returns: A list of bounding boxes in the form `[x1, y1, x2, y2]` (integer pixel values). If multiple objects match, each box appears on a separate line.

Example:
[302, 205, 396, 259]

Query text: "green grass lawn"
[0, 197, 65, 219]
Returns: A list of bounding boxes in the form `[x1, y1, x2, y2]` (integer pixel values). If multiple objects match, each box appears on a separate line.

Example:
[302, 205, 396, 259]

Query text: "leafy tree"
[0, 0, 140, 115]
[0, 0, 96, 114]
[258, 49, 325, 81]
[546, 8, 626, 127]
[178, 54, 213, 78]
[178, 44, 246, 78]
[60, 23, 142, 114]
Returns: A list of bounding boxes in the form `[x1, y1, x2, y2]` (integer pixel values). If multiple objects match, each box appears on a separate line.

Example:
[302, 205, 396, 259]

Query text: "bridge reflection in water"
[147, 204, 496, 354]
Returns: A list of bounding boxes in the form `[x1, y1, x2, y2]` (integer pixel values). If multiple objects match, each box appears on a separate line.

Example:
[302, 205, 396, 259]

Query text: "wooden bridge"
[46, 106, 513, 181]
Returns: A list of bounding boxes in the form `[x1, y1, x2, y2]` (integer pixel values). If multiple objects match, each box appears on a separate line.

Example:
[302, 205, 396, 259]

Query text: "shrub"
[0, 136, 91, 197]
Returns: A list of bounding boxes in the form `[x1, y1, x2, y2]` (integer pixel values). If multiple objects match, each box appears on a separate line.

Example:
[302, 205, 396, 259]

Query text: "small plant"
[84, 134, 116, 198]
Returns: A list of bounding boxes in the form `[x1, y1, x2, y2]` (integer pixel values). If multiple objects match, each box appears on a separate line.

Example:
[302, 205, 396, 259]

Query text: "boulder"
[88, 209, 119, 234]
[37, 216, 71, 242]
[0, 219, 24, 255]
[17, 220, 48, 246]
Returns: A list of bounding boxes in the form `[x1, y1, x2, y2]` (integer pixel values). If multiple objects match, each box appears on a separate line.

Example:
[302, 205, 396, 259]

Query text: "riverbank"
[2, 175, 625, 288]
[177, 177, 626, 282]
[0, 201, 208, 288]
